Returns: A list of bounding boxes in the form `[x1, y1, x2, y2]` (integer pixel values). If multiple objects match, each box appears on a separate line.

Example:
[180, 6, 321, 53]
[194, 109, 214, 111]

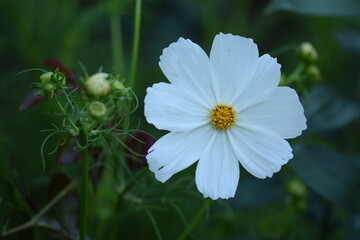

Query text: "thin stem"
[79, 119, 90, 240]
[108, 166, 149, 240]
[177, 199, 213, 240]
[54, 96, 79, 135]
[287, 62, 305, 84]
[115, 166, 149, 212]
[1, 179, 79, 238]
[129, 0, 142, 90]
[110, 12, 124, 76]
[269, 43, 297, 57]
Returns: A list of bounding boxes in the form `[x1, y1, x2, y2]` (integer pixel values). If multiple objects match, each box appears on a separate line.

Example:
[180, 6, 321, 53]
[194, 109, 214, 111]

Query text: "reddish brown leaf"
[125, 131, 155, 170]
[56, 137, 81, 165]
[44, 58, 77, 85]
[18, 89, 46, 112]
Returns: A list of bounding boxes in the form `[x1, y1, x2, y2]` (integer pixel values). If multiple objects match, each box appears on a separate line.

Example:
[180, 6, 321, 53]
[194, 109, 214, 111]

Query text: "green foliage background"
[0, 0, 359, 239]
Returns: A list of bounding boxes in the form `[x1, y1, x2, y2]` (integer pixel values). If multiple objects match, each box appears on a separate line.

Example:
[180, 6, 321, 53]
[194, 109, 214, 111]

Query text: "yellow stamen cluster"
[210, 104, 236, 130]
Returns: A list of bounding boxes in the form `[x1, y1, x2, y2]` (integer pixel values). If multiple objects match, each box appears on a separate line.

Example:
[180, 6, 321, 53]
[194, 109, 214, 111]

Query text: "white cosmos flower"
[144, 33, 307, 200]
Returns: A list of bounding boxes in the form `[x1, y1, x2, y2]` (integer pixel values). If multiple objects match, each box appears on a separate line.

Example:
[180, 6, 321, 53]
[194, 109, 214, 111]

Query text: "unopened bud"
[112, 80, 128, 96]
[85, 73, 110, 98]
[306, 65, 321, 82]
[38, 70, 66, 98]
[88, 101, 107, 119]
[40, 72, 54, 84]
[38, 72, 56, 97]
[44, 83, 56, 92]
[287, 179, 306, 198]
[299, 42, 318, 62]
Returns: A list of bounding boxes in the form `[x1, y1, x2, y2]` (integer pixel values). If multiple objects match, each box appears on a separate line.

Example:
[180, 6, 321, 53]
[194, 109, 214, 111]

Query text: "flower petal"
[234, 54, 281, 106]
[144, 82, 210, 132]
[147, 125, 213, 183]
[237, 87, 307, 139]
[195, 131, 240, 200]
[210, 33, 259, 104]
[159, 38, 218, 106]
[228, 125, 293, 179]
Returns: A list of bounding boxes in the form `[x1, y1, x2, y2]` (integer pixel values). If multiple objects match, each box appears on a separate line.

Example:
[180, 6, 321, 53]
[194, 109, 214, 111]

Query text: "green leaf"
[351, 155, 360, 169]
[335, 30, 360, 55]
[291, 143, 360, 213]
[303, 85, 360, 132]
[266, 0, 360, 17]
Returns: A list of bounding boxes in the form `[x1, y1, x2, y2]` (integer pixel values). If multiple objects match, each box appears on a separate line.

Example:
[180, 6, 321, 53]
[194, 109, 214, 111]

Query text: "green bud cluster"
[24, 64, 140, 174]
[84, 72, 131, 121]
[281, 42, 321, 90]
[38, 70, 66, 98]
[298, 42, 321, 83]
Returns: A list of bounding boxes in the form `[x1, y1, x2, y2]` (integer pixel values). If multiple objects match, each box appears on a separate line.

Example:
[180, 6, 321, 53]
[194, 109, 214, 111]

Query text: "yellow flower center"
[210, 104, 236, 130]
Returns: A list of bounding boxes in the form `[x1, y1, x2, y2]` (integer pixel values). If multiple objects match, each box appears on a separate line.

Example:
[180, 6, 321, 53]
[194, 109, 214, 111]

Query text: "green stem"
[1, 180, 79, 238]
[129, 0, 142, 90]
[269, 43, 297, 57]
[79, 119, 90, 240]
[54, 96, 79, 135]
[177, 199, 213, 240]
[287, 63, 305, 84]
[115, 166, 148, 212]
[108, 166, 149, 240]
[110, 12, 124, 76]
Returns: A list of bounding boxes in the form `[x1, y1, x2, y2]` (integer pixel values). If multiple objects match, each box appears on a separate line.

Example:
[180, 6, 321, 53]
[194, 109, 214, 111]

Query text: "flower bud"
[56, 72, 66, 89]
[299, 42, 318, 62]
[40, 72, 54, 84]
[38, 72, 57, 97]
[287, 179, 306, 198]
[85, 73, 110, 98]
[38, 70, 66, 98]
[88, 101, 107, 119]
[112, 80, 128, 96]
[306, 65, 321, 83]
[44, 83, 56, 92]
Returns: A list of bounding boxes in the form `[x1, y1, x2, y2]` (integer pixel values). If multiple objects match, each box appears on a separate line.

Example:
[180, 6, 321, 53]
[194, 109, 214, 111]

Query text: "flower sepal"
[87, 101, 108, 121]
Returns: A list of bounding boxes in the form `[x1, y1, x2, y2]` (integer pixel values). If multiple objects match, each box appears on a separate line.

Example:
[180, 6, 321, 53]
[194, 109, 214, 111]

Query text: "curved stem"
[129, 0, 142, 90]
[54, 96, 79, 135]
[287, 62, 305, 84]
[79, 119, 90, 240]
[269, 43, 297, 57]
[177, 199, 213, 240]
[1, 179, 79, 238]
